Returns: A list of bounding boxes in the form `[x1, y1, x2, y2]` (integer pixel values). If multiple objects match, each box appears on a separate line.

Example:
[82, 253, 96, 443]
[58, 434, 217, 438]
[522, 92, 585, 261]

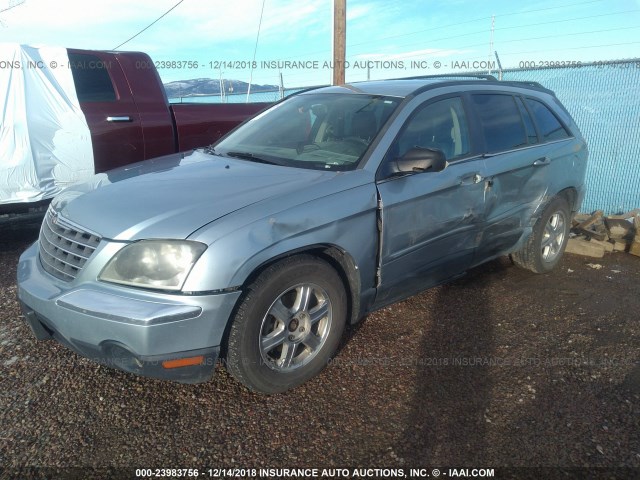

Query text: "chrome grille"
[39, 208, 101, 282]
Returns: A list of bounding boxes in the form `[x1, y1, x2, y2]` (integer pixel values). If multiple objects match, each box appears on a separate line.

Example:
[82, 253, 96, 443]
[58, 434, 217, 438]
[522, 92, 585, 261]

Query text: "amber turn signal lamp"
[162, 356, 204, 369]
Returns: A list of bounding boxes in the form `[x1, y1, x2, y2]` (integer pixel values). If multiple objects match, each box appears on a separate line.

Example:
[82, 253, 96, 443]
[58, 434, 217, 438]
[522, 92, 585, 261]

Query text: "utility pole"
[488, 14, 495, 76]
[279, 72, 284, 100]
[333, 0, 346, 85]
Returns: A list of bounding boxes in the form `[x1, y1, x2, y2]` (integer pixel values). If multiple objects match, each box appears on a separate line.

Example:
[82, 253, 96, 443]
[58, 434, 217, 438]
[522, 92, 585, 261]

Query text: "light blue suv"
[17, 76, 588, 393]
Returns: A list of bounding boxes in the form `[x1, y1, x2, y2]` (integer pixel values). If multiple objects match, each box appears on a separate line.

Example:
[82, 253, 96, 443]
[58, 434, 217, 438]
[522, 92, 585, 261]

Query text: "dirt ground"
[0, 222, 638, 478]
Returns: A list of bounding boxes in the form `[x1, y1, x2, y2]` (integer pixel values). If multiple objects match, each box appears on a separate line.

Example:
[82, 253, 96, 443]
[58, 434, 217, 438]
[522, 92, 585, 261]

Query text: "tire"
[226, 255, 347, 394]
[512, 196, 571, 274]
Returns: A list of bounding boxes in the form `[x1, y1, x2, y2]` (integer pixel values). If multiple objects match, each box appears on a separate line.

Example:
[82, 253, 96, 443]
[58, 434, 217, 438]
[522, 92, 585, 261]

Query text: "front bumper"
[17, 242, 242, 383]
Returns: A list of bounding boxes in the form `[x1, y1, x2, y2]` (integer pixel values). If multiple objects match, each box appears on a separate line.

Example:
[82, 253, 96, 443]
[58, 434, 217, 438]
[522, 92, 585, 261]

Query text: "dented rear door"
[470, 93, 552, 261]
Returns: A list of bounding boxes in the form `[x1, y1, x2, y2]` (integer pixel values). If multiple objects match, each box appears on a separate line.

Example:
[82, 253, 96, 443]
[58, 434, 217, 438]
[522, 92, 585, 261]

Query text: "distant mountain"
[164, 78, 279, 98]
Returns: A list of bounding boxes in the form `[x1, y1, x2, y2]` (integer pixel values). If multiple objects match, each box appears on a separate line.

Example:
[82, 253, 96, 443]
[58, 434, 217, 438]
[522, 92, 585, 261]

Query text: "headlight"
[99, 240, 207, 291]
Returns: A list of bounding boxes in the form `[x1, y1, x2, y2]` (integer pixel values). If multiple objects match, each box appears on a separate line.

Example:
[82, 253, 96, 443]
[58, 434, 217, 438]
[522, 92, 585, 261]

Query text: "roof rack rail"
[499, 80, 545, 89]
[394, 73, 498, 81]
[388, 75, 552, 93]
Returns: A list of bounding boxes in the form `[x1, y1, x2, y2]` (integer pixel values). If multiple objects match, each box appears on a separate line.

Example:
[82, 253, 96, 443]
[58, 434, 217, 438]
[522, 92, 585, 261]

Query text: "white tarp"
[0, 44, 94, 205]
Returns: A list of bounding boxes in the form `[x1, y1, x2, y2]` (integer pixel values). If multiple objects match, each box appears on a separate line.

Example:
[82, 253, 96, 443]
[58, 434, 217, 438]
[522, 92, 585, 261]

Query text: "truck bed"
[170, 103, 270, 151]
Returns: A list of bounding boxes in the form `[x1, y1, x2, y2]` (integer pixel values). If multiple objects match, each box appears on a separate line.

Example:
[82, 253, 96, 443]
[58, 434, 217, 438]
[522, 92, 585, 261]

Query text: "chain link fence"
[501, 60, 640, 214]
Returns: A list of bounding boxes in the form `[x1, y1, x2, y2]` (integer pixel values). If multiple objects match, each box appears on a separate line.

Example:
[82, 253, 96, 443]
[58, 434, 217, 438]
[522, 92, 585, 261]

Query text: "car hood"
[51, 150, 355, 241]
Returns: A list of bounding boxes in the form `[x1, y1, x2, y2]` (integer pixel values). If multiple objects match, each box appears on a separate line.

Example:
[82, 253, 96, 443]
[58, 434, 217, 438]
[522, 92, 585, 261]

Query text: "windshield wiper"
[203, 145, 217, 155]
[225, 151, 281, 165]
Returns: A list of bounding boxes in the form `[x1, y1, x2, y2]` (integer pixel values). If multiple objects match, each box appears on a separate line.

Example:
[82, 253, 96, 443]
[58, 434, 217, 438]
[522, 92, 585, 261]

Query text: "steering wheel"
[342, 136, 369, 147]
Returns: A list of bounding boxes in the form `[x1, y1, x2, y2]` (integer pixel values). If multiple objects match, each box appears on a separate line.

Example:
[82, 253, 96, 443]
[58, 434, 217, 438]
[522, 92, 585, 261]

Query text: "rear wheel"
[226, 255, 347, 393]
[512, 196, 570, 274]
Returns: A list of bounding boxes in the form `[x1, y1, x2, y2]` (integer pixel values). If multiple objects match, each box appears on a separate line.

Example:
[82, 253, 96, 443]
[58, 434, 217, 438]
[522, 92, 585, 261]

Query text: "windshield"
[214, 93, 402, 170]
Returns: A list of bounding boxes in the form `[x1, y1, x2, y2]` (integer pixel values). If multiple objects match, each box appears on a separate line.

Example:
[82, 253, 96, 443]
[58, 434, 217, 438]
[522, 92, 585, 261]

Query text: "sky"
[1, 0, 639, 90]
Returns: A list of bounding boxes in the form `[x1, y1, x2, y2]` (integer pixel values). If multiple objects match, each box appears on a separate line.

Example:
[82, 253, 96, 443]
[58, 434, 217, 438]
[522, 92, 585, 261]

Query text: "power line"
[471, 40, 640, 60]
[275, 0, 609, 61]
[263, 23, 640, 85]
[347, 24, 640, 64]
[208, 0, 635, 87]
[495, 8, 640, 32]
[347, 0, 608, 49]
[493, 24, 639, 46]
[332, 24, 637, 73]
[113, 0, 186, 50]
[0, 0, 25, 15]
[344, 8, 640, 61]
[247, 0, 267, 101]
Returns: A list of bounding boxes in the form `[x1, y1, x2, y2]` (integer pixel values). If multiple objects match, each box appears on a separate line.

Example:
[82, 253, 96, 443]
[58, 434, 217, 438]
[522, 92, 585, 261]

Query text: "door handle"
[460, 173, 483, 185]
[106, 116, 132, 122]
[533, 156, 551, 166]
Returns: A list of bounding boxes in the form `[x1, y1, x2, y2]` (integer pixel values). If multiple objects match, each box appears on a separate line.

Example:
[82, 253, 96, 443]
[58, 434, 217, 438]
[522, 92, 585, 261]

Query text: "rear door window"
[68, 53, 116, 102]
[525, 98, 570, 142]
[516, 97, 538, 145]
[471, 94, 527, 153]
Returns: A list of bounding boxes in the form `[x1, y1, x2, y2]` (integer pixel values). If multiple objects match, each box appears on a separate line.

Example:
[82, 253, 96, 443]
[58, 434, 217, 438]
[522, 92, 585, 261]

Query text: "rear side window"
[69, 53, 116, 103]
[471, 94, 526, 153]
[525, 98, 570, 142]
[516, 97, 538, 145]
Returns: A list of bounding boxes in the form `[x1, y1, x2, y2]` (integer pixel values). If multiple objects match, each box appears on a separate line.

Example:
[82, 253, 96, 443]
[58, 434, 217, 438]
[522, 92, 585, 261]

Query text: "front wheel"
[226, 255, 347, 394]
[512, 196, 571, 274]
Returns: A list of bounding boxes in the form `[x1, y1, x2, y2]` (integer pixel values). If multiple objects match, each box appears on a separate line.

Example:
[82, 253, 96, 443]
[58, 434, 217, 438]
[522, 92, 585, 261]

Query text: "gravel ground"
[0, 223, 639, 478]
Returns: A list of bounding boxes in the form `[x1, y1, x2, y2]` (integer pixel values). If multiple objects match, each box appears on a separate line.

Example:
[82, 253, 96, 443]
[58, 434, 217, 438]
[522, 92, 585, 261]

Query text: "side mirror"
[394, 147, 447, 174]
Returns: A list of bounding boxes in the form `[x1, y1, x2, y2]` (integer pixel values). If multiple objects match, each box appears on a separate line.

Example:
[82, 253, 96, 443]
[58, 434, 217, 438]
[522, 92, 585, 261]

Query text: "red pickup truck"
[1, 47, 269, 215]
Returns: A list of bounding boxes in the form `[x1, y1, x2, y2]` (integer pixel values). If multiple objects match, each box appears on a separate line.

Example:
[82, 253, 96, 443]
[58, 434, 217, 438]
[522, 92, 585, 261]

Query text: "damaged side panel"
[185, 177, 380, 316]
[476, 139, 581, 262]
[374, 156, 486, 307]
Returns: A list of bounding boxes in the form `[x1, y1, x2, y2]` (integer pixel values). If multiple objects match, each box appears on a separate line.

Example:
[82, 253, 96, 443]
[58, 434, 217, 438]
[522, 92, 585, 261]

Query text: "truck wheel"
[512, 196, 570, 274]
[226, 255, 347, 394]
